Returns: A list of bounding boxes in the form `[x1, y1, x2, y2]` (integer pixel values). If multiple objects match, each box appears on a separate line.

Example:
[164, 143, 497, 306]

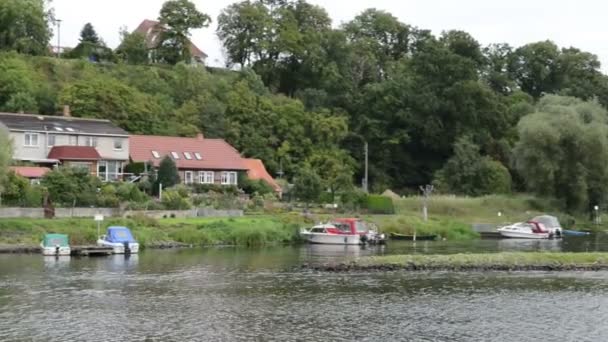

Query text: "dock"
[71, 246, 113, 256]
[472, 223, 502, 239]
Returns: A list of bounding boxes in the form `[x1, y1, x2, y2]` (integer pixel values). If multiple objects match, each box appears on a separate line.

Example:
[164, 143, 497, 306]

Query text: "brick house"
[129, 134, 247, 186]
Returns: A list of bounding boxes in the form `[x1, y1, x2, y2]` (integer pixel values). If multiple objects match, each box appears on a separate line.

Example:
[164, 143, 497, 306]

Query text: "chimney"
[63, 105, 71, 117]
[196, 132, 204, 141]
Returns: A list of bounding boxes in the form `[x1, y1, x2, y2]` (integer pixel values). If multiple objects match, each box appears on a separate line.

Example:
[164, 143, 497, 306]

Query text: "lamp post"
[55, 19, 62, 58]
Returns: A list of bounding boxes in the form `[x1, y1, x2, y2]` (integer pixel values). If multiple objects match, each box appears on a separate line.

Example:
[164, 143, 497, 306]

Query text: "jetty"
[70, 246, 113, 256]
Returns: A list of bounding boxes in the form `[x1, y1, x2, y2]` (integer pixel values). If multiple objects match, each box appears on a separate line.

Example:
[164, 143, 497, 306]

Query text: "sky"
[51, 0, 608, 70]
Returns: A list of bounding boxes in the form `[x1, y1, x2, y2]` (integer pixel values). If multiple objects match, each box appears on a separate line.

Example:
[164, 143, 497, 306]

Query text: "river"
[2, 236, 608, 341]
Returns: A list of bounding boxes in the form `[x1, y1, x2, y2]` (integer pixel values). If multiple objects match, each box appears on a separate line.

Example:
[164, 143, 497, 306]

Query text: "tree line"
[2, 0, 608, 212]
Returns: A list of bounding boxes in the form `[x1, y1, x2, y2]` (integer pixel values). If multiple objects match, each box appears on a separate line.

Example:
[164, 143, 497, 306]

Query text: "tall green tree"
[513, 95, 608, 212]
[116, 29, 149, 65]
[157, 0, 211, 64]
[293, 165, 322, 209]
[79, 23, 100, 44]
[155, 156, 180, 194]
[0, 125, 13, 193]
[0, 0, 52, 55]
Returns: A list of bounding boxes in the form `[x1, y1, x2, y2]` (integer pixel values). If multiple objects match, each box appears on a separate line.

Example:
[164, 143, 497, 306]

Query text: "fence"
[0, 207, 243, 219]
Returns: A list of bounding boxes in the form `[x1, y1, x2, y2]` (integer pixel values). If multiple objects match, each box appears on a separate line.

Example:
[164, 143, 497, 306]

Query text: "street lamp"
[55, 19, 62, 58]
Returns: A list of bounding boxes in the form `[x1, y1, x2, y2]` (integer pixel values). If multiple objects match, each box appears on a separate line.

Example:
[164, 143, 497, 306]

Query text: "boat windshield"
[332, 223, 352, 233]
[310, 227, 327, 233]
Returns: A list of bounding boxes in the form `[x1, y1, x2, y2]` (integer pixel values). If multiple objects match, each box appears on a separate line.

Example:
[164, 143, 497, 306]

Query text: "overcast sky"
[51, 0, 608, 70]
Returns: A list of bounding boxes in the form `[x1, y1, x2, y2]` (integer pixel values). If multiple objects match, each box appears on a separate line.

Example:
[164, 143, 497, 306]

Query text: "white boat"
[40, 233, 71, 256]
[300, 223, 362, 245]
[97, 226, 140, 254]
[497, 221, 550, 239]
[531, 215, 563, 237]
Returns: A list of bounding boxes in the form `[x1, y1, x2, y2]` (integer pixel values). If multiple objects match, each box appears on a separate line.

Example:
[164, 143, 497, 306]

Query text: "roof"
[133, 19, 208, 59]
[0, 113, 128, 136]
[10, 166, 51, 178]
[243, 159, 281, 193]
[48, 146, 101, 160]
[129, 135, 247, 170]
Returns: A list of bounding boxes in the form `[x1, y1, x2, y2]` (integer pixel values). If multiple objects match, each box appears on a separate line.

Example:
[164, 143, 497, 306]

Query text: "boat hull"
[97, 239, 140, 254]
[300, 232, 361, 245]
[497, 230, 549, 239]
[40, 245, 71, 256]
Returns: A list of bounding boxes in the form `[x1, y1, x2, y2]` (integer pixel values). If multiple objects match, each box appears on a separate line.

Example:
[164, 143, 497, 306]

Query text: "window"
[184, 171, 194, 184]
[69, 162, 91, 171]
[184, 152, 192, 160]
[65, 127, 75, 132]
[98, 161, 123, 181]
[221, 171, 237, 185]
[199, 171, 214, 184]
[47, 135, 56, 147]
[194, 152, 202, 160]
[171, 152, 180, 159]
[54, 127, 63, 132]
[113, 139, 123, 150]
[24, 132, 39, 147]
[83, 136, 97, 147]
[68, 135, 77, 146]
[151, 151, 160, 159]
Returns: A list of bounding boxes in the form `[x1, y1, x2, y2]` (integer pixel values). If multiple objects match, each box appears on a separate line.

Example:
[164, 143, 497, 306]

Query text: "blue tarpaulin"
[106, 226, 136, 243]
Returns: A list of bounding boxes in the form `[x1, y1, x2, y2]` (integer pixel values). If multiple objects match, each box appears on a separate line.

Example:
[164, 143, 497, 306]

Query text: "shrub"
[161, 189, 191, 210]
[476, 159, 512, 195]
[366, 195, 395, 214]
[116, 182, 148, 203]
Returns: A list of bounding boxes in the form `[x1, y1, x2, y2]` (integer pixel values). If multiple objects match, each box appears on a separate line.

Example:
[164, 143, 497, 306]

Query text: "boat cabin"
[104, 226, 136, 243]
[327, 218, 370, 235]
[42, 234, 69, 248]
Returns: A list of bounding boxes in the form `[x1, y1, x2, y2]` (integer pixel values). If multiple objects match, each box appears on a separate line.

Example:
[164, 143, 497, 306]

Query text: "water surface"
[1, 237, 608, 341]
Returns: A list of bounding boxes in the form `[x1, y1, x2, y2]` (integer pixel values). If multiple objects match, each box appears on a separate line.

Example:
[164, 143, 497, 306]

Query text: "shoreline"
[303, 252, 608, 272]
[0, 242, 194, 254]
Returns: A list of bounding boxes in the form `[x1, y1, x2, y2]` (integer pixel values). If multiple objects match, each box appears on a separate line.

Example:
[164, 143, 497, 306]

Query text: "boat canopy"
[531, 215, 561, 229]
[105, 226, 136, 243]
[42, 234, 69, 247]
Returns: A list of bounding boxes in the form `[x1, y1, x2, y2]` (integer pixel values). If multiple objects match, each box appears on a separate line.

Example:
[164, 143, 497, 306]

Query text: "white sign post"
[94, 214, 104, 240]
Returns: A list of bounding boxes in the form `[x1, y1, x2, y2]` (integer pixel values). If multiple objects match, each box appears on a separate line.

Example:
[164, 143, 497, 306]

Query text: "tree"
[306, 149, 355, 202]
[157, 0, 211, 64]
[79, 23, 100, 44]
[293, 165, 322, 210]
[0, 0, 52, 55]
[154, 156, 180, 194]
[116, 29, 149, 64]
[513, 95, 608, 212]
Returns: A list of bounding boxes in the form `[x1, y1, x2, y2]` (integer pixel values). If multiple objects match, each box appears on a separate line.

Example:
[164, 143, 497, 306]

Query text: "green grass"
[0, 214, 310, 248]
[357, 252, 608, 268]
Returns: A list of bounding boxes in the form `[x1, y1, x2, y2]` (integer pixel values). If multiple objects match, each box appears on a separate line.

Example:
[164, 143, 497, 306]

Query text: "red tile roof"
[133, 19, 208, 59]
[10, 166, 51, 179]
[47, 146, 101, 160]
[129, 135, 247, 170]
[243, 159, 282, 193]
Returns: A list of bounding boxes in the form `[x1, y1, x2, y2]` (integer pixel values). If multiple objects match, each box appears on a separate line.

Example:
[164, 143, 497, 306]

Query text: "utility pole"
[420, 184, 434, 222]
[363, 141, 369, 193]
[56, 19, 62, 58]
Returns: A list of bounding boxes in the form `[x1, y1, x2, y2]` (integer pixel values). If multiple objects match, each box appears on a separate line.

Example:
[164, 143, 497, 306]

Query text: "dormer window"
[151, 151, 160, 159]
[171, 152, 180, 159]
[54, 127, 63, 132]
[65, 127, 74, 132]
[184, 152, 192, 160]
[194, 152, 202, 160]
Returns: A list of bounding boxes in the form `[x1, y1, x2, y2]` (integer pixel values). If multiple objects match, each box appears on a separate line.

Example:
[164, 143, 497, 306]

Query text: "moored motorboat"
[299, 218, 386, 245]
[389, 233, 438, 241]
[562, 229, 591, 237]
[531, 215, 563, 238]
[497, 221, 550, 239]
[40, 233, 71, 256]
[97, 226, 139, 254]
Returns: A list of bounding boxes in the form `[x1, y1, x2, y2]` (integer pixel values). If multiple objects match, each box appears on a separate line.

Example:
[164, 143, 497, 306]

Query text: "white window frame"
[83, 136, 97, 147]
[221, 171, 237, 185]
[24, 132, 39, 147]
[184, 171, 194, 184]
[202, 171, 214, 184]
[184, 152, 192, 160]
[47, 134, 56, 147]
[113, 139, 123, 151]
[68, 135, 77, 146]
[194, 152, 202, 160]
[171, 152, 180, 159]
[151, 151, 160, 159]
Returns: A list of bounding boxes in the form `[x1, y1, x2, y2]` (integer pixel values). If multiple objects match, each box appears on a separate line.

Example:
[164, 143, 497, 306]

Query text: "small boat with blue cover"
[97, 226, 139, 254]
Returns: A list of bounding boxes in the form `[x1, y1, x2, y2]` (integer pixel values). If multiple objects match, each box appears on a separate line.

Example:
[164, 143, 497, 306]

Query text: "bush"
[366, 195, 395, 214]
[116, 182, 148, 203]
[240, 177, 275, 196]
[476, 159, 512, 195]
[161, 188, 191, 210]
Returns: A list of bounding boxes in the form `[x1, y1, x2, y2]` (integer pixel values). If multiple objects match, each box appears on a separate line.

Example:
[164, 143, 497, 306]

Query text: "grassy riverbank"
[310, 252, 608, 272]
[0, 214, 309, 248]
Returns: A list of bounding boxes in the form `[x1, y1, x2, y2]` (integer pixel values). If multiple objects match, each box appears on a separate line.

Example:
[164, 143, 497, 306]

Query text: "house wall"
[9, 131, 129, 162]
[178, 169, 240, 186]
